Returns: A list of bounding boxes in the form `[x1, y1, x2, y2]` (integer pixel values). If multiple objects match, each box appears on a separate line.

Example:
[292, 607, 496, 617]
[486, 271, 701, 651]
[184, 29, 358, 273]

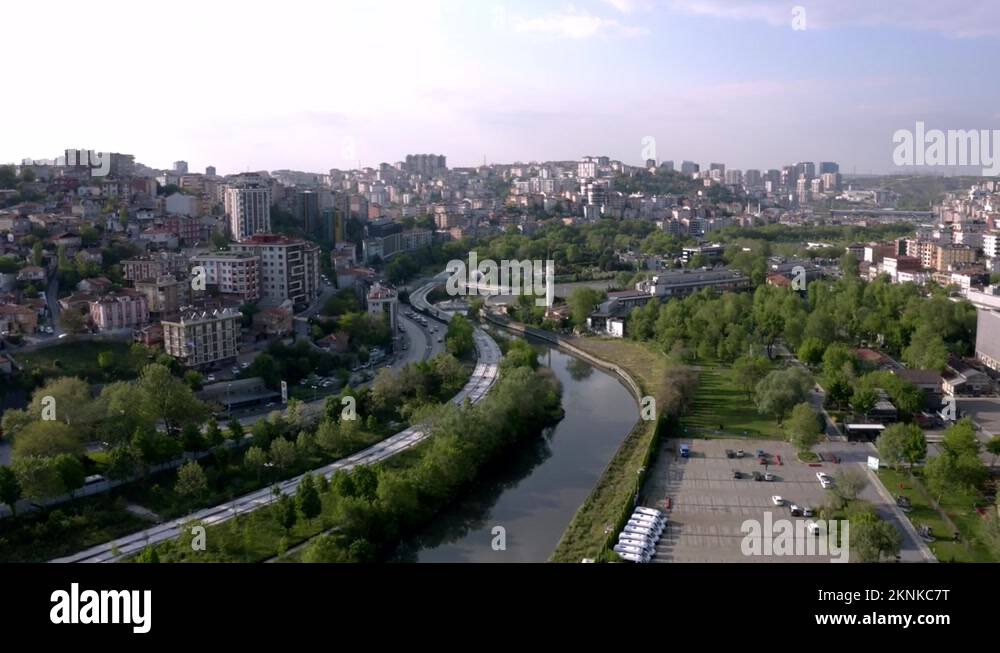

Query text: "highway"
[53, 279, 500, 563]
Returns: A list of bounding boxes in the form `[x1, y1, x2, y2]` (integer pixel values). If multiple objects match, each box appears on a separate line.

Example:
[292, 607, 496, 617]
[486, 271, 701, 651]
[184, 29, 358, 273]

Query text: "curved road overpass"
[54, 280, 500, 563]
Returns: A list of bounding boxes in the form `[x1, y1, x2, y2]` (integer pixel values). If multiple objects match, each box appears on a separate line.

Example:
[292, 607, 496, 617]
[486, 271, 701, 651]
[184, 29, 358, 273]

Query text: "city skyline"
[3, 0, 1000, 175]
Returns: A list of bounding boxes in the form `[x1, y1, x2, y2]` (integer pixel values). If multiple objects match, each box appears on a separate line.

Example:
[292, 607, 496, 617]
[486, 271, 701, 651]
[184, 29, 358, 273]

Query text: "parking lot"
[640, 439, 894, 563]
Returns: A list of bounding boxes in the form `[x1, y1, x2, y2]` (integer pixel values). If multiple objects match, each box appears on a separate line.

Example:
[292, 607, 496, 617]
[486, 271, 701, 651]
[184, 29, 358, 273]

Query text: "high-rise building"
[403, 154, 447, 176]
[795, 161, 816, 181]
[230, 234, 321, 308]
[295, 190, 321, 235]
[162, 308, 242, 368]
[680, 161, 699, 176]
[191, 251, 261, 302]
[577, 157, 598, 180]
[205, 165, 217, 177]
[225, 174, 271, 241]
[819, 162, 840, 175]
[173, 161, 189, 174]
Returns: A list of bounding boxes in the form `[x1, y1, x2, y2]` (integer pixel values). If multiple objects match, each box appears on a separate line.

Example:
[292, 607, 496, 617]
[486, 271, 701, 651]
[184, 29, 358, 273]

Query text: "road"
[54, 281, 501, 563]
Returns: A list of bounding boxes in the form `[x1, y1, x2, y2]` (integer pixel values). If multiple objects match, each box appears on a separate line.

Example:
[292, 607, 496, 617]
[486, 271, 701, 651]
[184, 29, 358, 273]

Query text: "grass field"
[681, 362, 783, 440]
[550, 338, 671, 563]
[879, 468, 997, 563]
[17, 341, 145, 384]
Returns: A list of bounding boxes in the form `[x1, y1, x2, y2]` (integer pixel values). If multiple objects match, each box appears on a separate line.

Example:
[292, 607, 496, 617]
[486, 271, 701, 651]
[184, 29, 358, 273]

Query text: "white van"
[614, 543, 650, 558]
[633, 507, 663, 519]
[628, 517, 663, 531]
[618, 537, 655, 553]
[623, 525, 659, 540]
[617, 551, 649, 564]
[631, 512, 665, 527]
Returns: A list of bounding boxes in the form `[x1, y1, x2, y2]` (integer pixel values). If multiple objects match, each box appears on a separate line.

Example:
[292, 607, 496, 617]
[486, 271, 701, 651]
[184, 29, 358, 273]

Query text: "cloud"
[668, 0, 1000, 38]
[600, 0, 658, 13]
[513, 8, 649, 39]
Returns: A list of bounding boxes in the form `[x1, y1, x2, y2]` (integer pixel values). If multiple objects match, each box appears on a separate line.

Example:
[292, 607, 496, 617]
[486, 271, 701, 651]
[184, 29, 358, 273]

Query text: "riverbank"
[481, 314, 696, 563]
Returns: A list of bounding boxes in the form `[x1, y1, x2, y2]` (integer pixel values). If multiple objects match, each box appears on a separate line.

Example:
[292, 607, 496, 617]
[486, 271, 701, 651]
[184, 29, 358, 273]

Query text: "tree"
[754, 367, 813, 423]
[877, 423, 926, 470]
[277, 493, 297, 532]
[136, 546, 160, 563]
[831, 467, 869, 509]
[97, 351, 114, 371]
[732, 356, 770, 400]
[227, 418, 245, 440]
[302, 534, 350, 563]
[445, 314, 475, 358]
[851, 511, 902, 562]
[59, 309, 86, 334]
[205, 418, 223, 446]
[568, 287, 605, 329]
[135, 363, 208, 434]
[175, 461, 208, 499]
[1, 409, 33, 440]
[29, 377, 94, 427]
[296, 473, 322, 521]
[106, 445, 141, 480]
[850, 386, 878, 419]
[0, 467, 23, 517]
[11, 456, 65, 502]
[244, 446, 269, 480]
[797, 337, 826, 367]
[53, 454, 86, 498]
[269, 437, 298, 471]
[785, 403, 822, 452]
[987, 436, 1000, 469]
[941, 419, 981, 458]
[12, 421, 84, 459]
[902, 325, 949, 372]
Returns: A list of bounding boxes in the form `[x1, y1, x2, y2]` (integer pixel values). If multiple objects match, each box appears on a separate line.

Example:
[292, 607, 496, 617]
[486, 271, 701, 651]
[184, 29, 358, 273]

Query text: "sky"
[2, 0, 999, 175]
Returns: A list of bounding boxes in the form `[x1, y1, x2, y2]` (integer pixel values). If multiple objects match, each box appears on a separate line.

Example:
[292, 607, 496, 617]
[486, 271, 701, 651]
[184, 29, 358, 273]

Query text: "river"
[391, 339, 638, 562]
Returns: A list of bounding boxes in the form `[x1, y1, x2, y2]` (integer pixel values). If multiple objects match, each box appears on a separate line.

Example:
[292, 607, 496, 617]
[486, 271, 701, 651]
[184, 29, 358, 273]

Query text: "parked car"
[736, 449, 745, 458]
[725, 449, 735, 459]
[764, 472, 775, 482]
[732, 469, 742, 480]
[789, 504, 803, 517]
[771, 495, 784, 506]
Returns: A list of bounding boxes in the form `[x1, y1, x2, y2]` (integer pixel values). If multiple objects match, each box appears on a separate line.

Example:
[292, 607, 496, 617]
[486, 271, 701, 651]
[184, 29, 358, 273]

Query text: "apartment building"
[122, 252, 189, 282]
[230, 234, 320, 308]
[134, 274, 190, 316]
[367, 282, 398, 332]
[88, 290, 149, 332]
[162, 308, 242, 368]
[225, 174, 271, 241]
[191, 251, 261, 302]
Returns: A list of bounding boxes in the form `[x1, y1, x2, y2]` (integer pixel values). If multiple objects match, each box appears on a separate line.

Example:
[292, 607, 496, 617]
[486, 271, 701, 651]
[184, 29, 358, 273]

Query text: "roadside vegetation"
[137, 349, 562, 563]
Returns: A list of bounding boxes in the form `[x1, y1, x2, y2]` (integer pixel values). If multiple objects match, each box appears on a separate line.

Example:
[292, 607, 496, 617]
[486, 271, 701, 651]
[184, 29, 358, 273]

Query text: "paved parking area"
[639, 438, 916, 563]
